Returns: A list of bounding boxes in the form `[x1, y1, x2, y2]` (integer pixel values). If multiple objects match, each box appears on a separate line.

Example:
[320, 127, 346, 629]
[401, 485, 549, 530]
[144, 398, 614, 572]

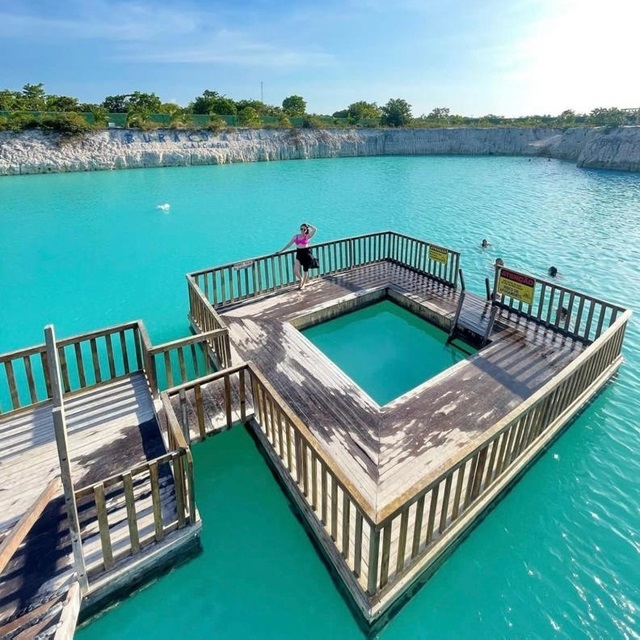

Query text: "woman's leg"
[299, 269, 308, 290]
[294, 258, 301, 285]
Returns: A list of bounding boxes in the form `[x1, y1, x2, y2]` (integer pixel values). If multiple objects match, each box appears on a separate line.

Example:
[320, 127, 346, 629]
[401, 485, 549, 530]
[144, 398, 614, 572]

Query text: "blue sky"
[0, 0, 637, 117]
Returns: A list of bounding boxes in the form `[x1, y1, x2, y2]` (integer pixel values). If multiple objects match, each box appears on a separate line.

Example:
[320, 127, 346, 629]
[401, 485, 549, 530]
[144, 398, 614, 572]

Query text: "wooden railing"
[188, 232, 460, 311]
[186, 275, 232, 368]
[0, 477, 61, 575]
[161, 307, 629, 602]
[248, 365, 377, 592]
[0, 343, 50, 414]
[366, 308, 630, 598]
[0, 320, 227, 413]
[74, 444, 195, 575]
[165, 361, 377, 592]
[147, 330, 225, 392]
[387, 232, 460, 287]
[0, 321, 149, 415]
[72, 392, 196, 578]
[493, 268, 626, 343]
[186, 232, 460, 371]
[55, 322, 146, 393]
[166, 364, 249, 442]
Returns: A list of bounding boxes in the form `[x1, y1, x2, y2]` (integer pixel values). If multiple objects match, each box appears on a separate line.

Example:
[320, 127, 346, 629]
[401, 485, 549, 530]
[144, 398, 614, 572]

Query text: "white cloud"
[0, 1, 334, 70]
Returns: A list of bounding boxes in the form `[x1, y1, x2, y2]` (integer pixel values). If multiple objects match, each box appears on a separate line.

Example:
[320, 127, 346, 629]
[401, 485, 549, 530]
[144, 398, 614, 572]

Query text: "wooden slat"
[149, 462, 164, 542]
[123, 472, 140, 554]
[94, 484, 114, 570]
[90, 338, 101, 384]
[411, 494, 425, 557]
[4, 360, 20, 410]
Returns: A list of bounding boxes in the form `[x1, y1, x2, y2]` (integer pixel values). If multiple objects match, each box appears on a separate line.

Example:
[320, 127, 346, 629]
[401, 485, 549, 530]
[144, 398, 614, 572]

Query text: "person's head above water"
[481, 238, 490, 248]
[548, 266, 558, 277]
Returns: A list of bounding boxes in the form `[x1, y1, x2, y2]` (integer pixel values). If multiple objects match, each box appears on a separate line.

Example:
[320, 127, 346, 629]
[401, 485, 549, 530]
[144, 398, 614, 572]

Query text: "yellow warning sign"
[428, 245, 449, 265]
[497, 268, 535, 305]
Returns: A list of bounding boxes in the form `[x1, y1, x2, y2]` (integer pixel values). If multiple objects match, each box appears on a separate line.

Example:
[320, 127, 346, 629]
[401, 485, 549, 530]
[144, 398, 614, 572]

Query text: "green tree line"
[1, 83, 638, 135]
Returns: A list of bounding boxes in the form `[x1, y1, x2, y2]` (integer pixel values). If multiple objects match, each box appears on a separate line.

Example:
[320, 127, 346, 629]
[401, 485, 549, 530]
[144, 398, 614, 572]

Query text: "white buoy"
[157, 203, 171, 211]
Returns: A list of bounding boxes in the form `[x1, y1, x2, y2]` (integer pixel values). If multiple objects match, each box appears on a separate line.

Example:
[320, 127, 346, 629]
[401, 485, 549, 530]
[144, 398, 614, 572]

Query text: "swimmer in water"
[481, 238, 491, 248]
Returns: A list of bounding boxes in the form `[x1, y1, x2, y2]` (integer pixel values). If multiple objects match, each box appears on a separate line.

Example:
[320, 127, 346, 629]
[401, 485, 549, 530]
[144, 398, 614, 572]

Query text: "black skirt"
[296, 248, 314, 272]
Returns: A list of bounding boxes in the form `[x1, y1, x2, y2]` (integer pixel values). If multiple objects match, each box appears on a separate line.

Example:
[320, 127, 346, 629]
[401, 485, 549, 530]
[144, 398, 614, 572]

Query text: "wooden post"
[367, 525, 380, 595]
[52, 405, 88, 593]
[45, 326, 89, 593]
[179, 389, 189, 442]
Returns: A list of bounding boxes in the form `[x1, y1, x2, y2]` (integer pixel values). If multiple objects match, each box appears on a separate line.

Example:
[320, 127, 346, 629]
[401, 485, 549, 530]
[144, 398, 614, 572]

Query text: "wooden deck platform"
[182, 233, 629, 629]
[0, 373, 172, 628]
[217, 262, 585, 513]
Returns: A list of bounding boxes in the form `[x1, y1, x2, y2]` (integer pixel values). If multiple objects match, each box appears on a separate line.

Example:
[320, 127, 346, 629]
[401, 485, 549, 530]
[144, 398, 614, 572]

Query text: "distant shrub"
[238, 107, 261, 127]
[205, 115, 226, 133]
[40, 112, 91, 137]
[301, 116, 328, 129]
[277, 113, 292, 128]
[10, 112, 41, 131]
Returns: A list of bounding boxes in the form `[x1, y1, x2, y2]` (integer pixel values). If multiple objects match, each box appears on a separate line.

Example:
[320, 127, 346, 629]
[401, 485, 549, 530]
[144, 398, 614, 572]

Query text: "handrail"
[160, 392, 191, 450]
[377, 308, 631, 523]
[74, 450, 186, 496]
[187, 275, 231, 367]
[166, 363, 249, 395]
[54, 320, 142, 348]
[248, 363, 376, 520]
[165, 361, 375, 518]
[159, 394, 196, 523]
[148, 329, 227, 355]
[0, 476, 61, 575]
[73, 447, 196, 573]
[1, 320, 148, 415]
[493, 266, 626, 343]
[147, 329, 225, 391]
[188, 231, 460, 313]
[188, 230, 394, 278]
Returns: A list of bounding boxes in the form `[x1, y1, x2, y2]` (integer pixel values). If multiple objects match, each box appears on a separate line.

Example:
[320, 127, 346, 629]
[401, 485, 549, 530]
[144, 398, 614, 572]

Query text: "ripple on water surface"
[1, 156, 639, 639]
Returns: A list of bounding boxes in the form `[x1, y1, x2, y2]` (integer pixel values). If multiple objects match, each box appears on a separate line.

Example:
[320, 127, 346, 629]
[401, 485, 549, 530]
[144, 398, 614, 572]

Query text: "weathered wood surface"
[217, 261, 585, 513]
[0, 373, 159, 532]
[169, 373, 252, 442]
[0, 373, 171, 627]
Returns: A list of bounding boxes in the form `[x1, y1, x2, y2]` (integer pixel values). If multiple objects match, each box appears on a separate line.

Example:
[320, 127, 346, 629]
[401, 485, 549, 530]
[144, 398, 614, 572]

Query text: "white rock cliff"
[1, 126, 639, 176]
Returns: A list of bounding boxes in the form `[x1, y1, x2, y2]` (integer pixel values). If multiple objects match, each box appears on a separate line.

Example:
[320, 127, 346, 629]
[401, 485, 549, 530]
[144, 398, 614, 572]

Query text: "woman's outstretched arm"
[278, 236, 296, 253]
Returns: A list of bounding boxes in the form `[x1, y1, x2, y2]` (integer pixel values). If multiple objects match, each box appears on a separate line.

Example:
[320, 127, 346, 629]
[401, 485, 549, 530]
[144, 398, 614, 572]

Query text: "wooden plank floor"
[0, 373, 159, 531]
[217, 261, 585, 514]
[0, 373, 172, 626]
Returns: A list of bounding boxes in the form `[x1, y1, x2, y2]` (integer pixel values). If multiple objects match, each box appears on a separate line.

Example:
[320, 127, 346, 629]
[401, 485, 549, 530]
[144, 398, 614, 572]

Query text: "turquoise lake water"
[1, 156, 639, 638]
[303, 300, 470, 405]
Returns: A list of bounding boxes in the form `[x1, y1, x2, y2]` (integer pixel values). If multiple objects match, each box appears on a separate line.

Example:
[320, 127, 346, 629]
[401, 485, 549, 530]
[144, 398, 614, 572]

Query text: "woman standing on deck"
[278, 222, 317, 290]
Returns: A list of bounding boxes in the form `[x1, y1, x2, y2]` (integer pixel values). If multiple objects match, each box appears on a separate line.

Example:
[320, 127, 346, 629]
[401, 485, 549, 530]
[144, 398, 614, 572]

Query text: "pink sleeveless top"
[294, 234, 309, 247]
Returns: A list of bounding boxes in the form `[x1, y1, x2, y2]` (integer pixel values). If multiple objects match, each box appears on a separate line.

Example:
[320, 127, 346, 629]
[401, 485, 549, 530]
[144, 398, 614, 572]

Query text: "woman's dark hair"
[548, 266, 558, 277]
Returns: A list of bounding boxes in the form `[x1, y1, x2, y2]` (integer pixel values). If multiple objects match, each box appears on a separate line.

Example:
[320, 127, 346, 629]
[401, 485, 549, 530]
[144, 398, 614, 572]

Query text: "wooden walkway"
[0, 373, 172, 628]
[217, 262, 585, 513]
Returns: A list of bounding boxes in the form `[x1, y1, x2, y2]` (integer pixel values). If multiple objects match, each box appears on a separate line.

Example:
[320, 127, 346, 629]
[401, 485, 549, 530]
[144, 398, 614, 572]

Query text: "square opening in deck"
[302, 299, 476, 406]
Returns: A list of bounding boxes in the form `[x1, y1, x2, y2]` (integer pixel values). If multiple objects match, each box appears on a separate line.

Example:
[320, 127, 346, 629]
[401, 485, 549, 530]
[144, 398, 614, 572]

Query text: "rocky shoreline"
[1, 126, 640, 176]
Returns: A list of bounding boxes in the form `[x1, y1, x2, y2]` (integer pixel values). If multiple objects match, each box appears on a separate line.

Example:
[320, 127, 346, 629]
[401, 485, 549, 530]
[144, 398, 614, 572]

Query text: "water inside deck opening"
[302, 299, 477, 406]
